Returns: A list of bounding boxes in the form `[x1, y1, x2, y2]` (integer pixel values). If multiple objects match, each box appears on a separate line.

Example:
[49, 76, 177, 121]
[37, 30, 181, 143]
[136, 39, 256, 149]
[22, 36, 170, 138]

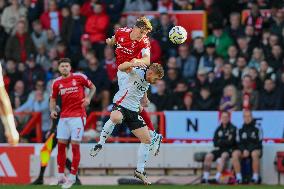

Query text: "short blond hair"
[149, 63, 164, 78]
[135, 16, 153, 32]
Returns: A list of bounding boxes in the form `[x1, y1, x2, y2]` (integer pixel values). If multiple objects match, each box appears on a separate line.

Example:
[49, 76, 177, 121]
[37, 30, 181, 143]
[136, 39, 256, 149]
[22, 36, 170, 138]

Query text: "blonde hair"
[135, 16, 153, 32]
[149, 63, 164, 78]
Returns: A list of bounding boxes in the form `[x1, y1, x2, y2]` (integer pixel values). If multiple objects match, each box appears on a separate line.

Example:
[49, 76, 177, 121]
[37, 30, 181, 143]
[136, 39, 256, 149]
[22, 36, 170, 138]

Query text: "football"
[169, 26, 187, 44]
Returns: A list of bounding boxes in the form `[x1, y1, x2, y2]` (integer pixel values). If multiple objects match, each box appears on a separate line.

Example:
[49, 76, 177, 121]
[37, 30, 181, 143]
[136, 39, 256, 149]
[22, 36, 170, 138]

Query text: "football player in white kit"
[0, 64, 19, 145]
[90, 62, 164, 184]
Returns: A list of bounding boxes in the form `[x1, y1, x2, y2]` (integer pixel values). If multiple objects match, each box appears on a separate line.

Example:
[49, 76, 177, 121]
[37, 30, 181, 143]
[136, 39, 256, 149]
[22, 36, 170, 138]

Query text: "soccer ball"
[169, 26, 187, 44]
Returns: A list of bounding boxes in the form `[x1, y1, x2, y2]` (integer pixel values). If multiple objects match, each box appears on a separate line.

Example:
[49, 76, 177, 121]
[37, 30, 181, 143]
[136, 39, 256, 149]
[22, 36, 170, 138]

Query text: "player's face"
[132, 27, 149, 40]
[146, 70, 161, 84]
[58, 62, 71, 77]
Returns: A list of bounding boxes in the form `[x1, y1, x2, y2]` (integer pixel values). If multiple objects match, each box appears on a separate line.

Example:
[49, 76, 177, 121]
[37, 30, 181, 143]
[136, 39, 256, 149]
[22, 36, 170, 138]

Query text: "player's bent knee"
[110, 111, 123, 124]
[205, 153, 213, 161]
[251, 150, 260, 159]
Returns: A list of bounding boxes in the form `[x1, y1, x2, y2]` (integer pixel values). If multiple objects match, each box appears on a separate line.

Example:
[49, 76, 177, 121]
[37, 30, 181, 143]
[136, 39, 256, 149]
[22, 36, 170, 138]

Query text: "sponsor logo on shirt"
[60, 86, 79, 95]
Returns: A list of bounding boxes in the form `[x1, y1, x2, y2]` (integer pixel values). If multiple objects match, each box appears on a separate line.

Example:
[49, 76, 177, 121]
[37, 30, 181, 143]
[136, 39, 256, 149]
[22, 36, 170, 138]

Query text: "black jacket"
[213, 123, 237, 151]
[238, 120, 263, 151]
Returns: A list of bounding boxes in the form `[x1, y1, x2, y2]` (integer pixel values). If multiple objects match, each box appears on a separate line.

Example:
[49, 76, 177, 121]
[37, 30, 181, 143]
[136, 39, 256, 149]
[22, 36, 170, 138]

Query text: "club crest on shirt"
[72, 79, 76, 86]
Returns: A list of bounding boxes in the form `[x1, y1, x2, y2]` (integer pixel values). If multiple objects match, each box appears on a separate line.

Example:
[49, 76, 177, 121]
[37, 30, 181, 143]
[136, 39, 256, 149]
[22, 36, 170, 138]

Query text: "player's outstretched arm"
[106, 36, 116, 46]
[49, 98, 58, 119]
[118, 61, 147, 73]
[0, 87, 19, 145]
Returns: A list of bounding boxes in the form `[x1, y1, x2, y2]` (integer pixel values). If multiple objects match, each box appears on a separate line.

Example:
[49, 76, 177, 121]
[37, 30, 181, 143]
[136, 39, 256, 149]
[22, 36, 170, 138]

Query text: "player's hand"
[50, 110, 58, 119]
[82, 97, 91, 107]
[106, 38, 113, 46]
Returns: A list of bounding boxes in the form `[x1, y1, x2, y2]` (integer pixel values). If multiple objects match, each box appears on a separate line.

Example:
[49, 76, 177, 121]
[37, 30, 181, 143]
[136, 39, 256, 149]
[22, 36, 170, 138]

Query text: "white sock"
[69, 174, 76, 181]
[215, 172, 221, 180]
[57, 173, 65, 179]
[98, 119, 115, 145]
[203, 171, 209, 180]
[137, 143, 150, 173]
[236, 173, 242, 180]
[149, 130, 155, 138]
[253, 173, 259, 181]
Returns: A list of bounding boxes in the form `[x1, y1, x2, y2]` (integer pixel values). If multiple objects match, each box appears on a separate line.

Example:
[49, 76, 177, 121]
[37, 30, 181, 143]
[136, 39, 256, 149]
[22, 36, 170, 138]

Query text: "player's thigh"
[110, 110, 123, 124]
[131, 126, 151, 144]
[251, 149, 261, 159]
[69, 117, 85, 142]
[57, 118, 71, 140]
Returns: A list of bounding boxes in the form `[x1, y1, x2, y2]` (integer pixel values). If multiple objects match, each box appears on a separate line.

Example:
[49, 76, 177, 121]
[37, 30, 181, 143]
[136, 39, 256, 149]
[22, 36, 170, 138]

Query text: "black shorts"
[112, 104, 146, 131]
[211, 149, 233, 161]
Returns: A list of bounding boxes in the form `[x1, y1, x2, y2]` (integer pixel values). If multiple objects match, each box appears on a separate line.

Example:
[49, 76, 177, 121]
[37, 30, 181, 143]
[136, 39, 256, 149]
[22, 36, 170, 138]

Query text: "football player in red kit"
[50, 58, 96, 189]
[106, 17, 162, 154]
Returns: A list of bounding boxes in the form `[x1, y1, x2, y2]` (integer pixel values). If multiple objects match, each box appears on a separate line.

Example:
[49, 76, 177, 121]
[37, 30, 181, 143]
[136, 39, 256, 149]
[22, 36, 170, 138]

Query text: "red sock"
[140, 109, 154, 131]
[57, 143, 67, 173]
[71, 144, 80, 175]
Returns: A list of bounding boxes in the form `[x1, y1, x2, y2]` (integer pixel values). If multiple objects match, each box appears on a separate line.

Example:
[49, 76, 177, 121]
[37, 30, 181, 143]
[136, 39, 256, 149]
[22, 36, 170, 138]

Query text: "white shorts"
[57, 117, 86, 141]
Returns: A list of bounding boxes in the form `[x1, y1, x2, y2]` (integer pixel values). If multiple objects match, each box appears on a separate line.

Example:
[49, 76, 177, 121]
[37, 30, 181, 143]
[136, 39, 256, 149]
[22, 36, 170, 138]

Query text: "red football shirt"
[51, 73, 93, 118]
[115, 27, 151, 66]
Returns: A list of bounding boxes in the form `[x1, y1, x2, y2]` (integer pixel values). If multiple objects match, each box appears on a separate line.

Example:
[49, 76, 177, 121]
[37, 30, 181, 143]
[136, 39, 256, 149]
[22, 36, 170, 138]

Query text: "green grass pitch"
[1, 185, 283, 189]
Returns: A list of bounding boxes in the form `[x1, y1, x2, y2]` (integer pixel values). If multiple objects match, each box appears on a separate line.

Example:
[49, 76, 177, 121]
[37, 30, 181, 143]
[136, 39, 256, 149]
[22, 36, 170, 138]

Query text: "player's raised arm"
[118, 61, 147, 72]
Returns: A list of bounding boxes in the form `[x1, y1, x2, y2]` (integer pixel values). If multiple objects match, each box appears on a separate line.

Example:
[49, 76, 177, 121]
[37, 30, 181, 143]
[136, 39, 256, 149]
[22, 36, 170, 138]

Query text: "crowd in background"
[0, 0, 284, 138]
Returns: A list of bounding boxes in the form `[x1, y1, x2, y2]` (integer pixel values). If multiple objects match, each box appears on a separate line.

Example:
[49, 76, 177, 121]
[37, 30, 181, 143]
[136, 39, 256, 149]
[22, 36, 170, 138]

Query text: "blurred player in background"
[0, 64, 19, 145]
[91, 62, 164, 184]
[106, 16, 162, 155]
[50, 58, 96, 189]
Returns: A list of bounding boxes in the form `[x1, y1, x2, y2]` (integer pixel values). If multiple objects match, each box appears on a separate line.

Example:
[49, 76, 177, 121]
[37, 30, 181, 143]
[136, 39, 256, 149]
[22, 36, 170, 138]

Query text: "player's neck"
[130, 31, 137, 41]
[62, 73, 71, 78]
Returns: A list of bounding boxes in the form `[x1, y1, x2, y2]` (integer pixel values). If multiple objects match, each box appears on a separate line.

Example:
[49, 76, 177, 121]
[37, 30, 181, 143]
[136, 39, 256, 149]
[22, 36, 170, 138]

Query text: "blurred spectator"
[191, 36, 205, 62]
[44, 29, 59, 51]
[236, 36, 251, 58]
[169, 81, 189, 110]
[27, 79, 49, 102]
[1, 0, 27, 34]
[213, 56, 224, 78]
[232, 56, 250, 82]
[152, 13, 176, 58]
[248, 47, 265, 69]
[259, 29, 270, 57]
[85, 1, 109, 60]
[31, 20, 47, 49]
[5, 59, 23, 91]
[46, 59, 59, 82]
[270, 9, 284, 36]
[174, 0, 194, 10]
[198, 43, 216, 73]
[176, 44, 198, 82]
[244, 2, 264, 36]
[23, 0, 43, 28]
[214, 63, 238, 96]
[201, 111, 237, 183]
[104, 0, 125, 24]
[150, 37, 162, 64]
[180, 92, 193, 111]
[101, 46, 118, 97]
[124, 0, 152, 12]
[40, 0, 62, 36]
[244, 25, 259, 50]
[237, 75, 259, 110]
[80, 0, 97, 18]
[205, 23, 233, 58]
[55, 40, 67, 59]
[61, 4, 86, 55]
[22, 55, 45, 92]
[5, 21, 36, 62]
[258, 60, 275, 85]
[9, 80, 28, 109]
[269, 44, 283, 70]
[219, 85, 238, 112]
[157, 0, 173, 12]
[16, 89, 50, 136]
[150, 79, 170, 111]
[192, 68, 209, 94]
[225, 12, 244, 40]
[227, 45, 238, 66]
[232, 110, 263, 184]
[83, 52, 110, 110]
[60, 6, 70, 19]
[259, 78, 283, 110]
[248, 67, 261, 90]
[0, 0, 7, 17]
[193, 87, 216, 110]
[0, 23, 7, 59]
[36, 45, 50, 72]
